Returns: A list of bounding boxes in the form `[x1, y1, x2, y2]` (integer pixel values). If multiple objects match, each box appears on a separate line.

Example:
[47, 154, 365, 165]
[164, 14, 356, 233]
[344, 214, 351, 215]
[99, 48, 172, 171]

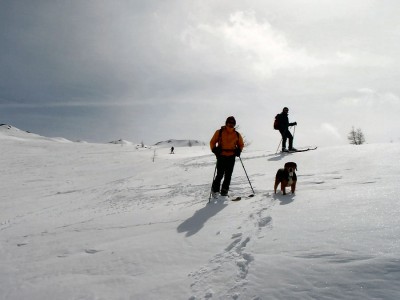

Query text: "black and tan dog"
[274, 162, 297, 195]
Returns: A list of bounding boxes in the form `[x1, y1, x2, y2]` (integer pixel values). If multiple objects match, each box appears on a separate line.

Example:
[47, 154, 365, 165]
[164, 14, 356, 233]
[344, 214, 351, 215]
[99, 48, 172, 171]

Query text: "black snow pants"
[279, 128, 293, 150]
[212, 155, 236, 194]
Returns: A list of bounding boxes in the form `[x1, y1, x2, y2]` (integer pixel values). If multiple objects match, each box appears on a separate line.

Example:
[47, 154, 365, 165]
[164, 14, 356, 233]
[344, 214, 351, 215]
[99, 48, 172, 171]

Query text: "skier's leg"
[280, 129, 287, 150]
[287, 131, 294, 150]
[221, 156, 236, 194]
[212, 157, 225, 193]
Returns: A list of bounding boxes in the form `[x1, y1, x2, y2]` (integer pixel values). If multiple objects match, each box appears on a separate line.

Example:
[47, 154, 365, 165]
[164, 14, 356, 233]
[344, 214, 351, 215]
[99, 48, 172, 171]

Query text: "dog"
[274, 162, 297, 195]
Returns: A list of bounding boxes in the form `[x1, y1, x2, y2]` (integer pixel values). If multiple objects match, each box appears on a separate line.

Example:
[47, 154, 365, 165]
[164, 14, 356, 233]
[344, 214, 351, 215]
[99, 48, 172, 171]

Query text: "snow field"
[1, 127, 400, 299]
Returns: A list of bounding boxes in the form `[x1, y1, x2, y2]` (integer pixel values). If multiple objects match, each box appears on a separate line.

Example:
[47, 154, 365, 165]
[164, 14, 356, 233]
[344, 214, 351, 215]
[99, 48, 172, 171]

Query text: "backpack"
[273, 114, 280, 130]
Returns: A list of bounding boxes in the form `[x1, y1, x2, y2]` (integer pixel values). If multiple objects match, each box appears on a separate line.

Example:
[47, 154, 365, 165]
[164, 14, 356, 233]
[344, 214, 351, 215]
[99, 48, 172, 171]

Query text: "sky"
[1, 0, 400, 148]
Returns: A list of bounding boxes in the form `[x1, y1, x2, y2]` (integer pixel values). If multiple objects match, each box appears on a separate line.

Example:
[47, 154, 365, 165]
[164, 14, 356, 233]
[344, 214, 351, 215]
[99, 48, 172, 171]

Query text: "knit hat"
[226, 116, 236, 125]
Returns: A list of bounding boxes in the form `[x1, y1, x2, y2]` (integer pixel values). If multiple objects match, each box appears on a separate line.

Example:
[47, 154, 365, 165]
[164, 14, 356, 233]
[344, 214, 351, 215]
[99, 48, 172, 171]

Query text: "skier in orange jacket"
[210, 116, 244, 196]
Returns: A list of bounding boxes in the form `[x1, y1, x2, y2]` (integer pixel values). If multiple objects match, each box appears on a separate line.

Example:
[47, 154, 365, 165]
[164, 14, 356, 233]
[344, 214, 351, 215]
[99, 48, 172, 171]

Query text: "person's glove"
[212, 146, 221, 158]
[235, 148, 242, 157]
[293, 122, 297, 126]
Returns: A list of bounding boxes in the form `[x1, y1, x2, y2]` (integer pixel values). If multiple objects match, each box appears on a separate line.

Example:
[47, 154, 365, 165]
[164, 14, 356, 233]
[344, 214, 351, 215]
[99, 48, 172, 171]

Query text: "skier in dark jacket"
[277, 107, 297, 152]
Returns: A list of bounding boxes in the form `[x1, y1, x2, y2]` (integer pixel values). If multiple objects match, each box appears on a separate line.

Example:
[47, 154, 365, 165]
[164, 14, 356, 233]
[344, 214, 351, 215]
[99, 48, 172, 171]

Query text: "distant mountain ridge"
[1, 124, 205, 147]
[154, 139, 206, 148]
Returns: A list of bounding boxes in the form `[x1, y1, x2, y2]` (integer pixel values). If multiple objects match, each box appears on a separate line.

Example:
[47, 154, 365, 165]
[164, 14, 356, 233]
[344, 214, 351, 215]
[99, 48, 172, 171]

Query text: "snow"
[1, 125, 400, 300]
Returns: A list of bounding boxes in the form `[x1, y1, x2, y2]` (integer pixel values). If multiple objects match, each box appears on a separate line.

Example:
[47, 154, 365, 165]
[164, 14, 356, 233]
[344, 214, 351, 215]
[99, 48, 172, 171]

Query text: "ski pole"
[290, 125, 296, 150]
[238, 157, 255, 196]
[293, 125, 296, 139]
[275, 138, 282, 154]
[208, 163, 217, 203]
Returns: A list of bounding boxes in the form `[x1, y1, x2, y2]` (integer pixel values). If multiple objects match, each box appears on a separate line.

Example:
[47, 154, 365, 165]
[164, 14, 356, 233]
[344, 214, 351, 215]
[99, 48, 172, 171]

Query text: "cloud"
[320, 123, 342, 140]
[328, 88, 400, 145]
[181, 9, 392, 84]
[339, 89, 400, 107]
[182, 11, 325, 79]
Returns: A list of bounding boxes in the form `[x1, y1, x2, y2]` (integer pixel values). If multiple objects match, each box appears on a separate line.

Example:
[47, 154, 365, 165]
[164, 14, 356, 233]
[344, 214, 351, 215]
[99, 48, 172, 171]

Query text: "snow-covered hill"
[155, 139, 206, 148]
[1, 126, 400, 300]
[108, 139, 152, 149]
[0, 124, 73, 143]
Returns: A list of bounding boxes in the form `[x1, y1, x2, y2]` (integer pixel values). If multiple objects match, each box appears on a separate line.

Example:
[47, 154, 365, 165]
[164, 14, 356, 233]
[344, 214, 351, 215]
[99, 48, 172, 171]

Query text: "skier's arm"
[238, 133, 245, 151]
[209, 130, 219, 151]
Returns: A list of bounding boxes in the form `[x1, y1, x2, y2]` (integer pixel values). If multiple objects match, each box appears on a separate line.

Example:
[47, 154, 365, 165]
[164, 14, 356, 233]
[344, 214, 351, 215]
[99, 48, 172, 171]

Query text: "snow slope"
[154, 139, 206, 148]
[1, 126, 400, 300]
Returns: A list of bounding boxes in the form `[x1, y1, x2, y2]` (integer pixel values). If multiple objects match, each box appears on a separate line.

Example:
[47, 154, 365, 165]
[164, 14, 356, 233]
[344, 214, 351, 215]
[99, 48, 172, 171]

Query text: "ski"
[292, 147, 317, 152]
[282, 147, 317, 153]
[220, 194, 241, 201]
[230, 194, 254, 201]
[209, 190, 254, 203]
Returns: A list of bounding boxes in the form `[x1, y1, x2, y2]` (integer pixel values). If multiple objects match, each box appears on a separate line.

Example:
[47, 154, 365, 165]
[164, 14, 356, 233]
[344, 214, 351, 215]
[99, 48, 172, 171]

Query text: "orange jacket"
[210, 126, 244, 156]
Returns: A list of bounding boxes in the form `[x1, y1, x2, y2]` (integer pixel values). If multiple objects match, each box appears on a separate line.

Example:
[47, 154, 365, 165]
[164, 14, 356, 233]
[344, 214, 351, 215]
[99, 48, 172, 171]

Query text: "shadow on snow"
[266, 152, 294, 162]
[177, 200, 228, 237]
[273, 193, 295, 205]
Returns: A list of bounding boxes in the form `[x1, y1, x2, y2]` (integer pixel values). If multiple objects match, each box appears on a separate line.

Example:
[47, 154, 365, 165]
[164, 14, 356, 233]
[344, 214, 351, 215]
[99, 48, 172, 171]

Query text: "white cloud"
[320, 123, 342, 140]
[182, 11, 325, 78]
[339, 89, 400, 107]
[181, 10, 392, 82]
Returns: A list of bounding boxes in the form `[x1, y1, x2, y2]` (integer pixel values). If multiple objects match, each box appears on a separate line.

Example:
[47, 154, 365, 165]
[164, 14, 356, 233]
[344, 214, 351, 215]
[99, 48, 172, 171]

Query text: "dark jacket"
[277, 112, 296, 131]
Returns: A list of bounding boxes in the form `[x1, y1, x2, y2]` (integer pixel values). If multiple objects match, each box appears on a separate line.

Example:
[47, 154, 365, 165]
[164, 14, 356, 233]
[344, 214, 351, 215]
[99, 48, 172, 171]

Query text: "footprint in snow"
[258, 216, 272, 228]
[85, 249, 101, 254]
